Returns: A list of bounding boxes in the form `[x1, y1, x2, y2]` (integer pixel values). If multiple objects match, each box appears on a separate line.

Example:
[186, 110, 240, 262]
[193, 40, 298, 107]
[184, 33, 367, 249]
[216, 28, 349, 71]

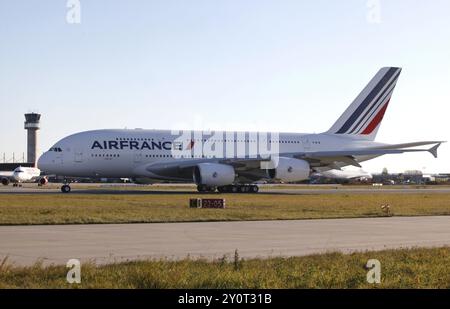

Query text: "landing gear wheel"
[239, 185, 248, 193]
[61, 184, 71, 193]
[197, 185, 217, 193]
[222, 185, 259, 193]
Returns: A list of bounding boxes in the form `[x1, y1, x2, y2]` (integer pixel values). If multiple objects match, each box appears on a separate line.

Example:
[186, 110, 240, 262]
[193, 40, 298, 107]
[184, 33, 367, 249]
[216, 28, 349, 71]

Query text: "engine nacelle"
[38, 177, 48, 186]
[267, 157, 310, 182]
[193, 163, 235, 187]
[1, 177, 10, 186]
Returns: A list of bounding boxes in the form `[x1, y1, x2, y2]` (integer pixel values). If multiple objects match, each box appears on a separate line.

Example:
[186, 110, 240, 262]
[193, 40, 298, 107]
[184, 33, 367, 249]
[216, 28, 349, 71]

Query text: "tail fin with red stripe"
[327, 67, 402, 141]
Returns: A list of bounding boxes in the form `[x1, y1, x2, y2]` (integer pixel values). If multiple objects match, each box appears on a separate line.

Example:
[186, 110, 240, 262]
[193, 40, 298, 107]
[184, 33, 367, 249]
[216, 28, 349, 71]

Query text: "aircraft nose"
[37, 152, 51, 173]
[12, 171, 20, 181]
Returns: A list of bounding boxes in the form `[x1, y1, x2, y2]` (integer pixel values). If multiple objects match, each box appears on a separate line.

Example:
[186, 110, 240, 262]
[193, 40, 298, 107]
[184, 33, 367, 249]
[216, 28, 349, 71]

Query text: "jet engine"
[267, 157, 311, 182]
[1, 177, 10, 186]
[193, 163, 236, 186]
[38, 177, 48, 186]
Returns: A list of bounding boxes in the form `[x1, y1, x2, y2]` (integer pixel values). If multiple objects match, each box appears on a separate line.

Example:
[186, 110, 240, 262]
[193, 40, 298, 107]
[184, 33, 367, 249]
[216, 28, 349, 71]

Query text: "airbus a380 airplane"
[38, 67, 443, 193]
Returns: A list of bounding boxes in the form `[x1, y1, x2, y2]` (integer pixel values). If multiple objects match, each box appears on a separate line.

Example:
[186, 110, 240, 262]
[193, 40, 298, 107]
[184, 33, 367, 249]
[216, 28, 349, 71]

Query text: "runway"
[1, 183, 450, 195]
[1, 216, 449, 266]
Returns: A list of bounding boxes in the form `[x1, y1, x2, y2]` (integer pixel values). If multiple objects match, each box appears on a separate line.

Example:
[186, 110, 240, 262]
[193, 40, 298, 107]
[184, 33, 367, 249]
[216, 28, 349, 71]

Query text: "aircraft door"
[301, 137, 311, 151]
[74, 148, 83, 163]
[133, 151, 143, 164]
[55, 152, 64, 165]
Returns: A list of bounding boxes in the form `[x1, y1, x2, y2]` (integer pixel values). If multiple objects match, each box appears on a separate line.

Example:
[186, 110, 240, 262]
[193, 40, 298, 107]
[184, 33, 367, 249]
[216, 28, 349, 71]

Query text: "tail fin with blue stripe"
[327, 67, 402, 141]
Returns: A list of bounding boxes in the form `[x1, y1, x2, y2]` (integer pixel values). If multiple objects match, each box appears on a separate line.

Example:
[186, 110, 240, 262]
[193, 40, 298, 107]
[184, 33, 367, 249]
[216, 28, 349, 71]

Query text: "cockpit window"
[49, 147, 63, 152]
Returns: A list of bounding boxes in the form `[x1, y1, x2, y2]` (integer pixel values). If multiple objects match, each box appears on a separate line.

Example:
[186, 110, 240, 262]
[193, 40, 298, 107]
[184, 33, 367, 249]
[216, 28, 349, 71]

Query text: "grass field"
[0, 247, 448, 288]
[0, 192, 449, 225]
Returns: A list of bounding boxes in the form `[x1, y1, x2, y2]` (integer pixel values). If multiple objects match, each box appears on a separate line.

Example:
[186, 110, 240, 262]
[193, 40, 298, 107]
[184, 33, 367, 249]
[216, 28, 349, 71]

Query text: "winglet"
[428, 143, 442, 158]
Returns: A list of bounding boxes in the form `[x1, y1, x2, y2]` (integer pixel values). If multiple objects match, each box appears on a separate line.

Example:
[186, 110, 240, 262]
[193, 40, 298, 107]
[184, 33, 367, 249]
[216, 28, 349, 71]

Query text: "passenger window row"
[91, 154, 120, 158]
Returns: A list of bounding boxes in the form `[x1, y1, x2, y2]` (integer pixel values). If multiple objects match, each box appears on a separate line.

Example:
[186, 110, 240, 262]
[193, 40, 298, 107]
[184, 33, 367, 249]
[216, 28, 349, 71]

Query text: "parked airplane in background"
[38, 67, 443, 193]
[0, 166, 47, 187]
[313, 167, 373, 182]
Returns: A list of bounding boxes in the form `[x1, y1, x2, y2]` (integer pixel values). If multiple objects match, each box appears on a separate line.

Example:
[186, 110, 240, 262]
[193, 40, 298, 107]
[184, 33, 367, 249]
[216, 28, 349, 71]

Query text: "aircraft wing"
[0, 171, 14, 178]
[223, 141, 444, 170]
[292, 142, 443, 169]
[367, 141, 444, 150]
[138, 142, 443, 177]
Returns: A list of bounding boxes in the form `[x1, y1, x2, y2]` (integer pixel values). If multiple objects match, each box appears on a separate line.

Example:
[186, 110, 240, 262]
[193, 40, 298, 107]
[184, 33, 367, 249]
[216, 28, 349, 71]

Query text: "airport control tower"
[24, 113, 41, 165]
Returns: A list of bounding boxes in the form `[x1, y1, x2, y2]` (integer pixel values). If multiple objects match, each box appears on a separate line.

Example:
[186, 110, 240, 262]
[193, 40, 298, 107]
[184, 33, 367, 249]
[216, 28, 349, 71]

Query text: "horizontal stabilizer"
[428, 143, 442, 158]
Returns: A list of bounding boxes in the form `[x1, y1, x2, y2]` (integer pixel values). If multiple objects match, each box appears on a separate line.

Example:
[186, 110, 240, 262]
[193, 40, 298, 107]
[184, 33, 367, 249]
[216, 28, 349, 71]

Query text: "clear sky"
[0, 0, 449, 173]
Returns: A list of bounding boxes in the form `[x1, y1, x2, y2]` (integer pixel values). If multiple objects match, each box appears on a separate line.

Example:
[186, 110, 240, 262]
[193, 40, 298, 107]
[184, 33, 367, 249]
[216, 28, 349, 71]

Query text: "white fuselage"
[37, 129, 381, 182]
[316, 167, 373, 180]
[12, 167, 41, 182]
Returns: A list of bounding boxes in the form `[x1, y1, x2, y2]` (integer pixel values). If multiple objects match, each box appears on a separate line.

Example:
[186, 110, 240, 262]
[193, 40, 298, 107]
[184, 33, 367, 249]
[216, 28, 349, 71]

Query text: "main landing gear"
[196, 184, 217, 193]
[197, 184, 259, 193]
[61, 184, 71, 193]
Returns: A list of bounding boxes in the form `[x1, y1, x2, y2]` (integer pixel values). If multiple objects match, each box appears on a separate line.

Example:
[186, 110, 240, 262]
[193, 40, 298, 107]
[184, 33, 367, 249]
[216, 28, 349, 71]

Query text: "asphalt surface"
[1, 183, 450, 195]
[1, 216, 449, 266]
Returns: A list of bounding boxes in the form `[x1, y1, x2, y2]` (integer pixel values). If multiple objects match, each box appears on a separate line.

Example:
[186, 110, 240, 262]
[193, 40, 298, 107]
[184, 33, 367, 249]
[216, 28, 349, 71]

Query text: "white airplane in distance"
[0, 166, 47, 187]
[313, 167, 373, 181]
[38, 67, 444, 193]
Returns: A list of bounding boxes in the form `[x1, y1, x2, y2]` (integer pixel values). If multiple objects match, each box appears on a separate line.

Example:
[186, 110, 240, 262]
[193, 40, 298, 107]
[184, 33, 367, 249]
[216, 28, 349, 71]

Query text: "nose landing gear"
[61, 184, 71, 193]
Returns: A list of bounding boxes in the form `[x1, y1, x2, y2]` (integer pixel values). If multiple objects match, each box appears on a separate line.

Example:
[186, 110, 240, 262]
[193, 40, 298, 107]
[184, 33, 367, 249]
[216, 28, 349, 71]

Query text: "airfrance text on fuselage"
[91, 140, 173, 151]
